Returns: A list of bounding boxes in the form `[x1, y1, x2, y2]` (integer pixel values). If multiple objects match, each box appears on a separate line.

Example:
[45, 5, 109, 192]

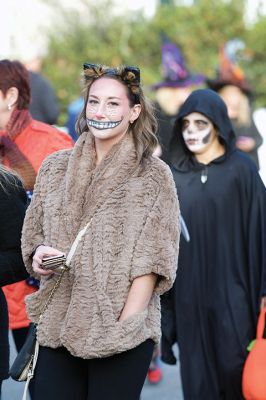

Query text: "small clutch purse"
[42, 254, 66, 270]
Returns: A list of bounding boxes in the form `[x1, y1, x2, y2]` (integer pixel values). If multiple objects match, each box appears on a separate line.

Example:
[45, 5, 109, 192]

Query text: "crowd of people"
[0, 36, 265, 400]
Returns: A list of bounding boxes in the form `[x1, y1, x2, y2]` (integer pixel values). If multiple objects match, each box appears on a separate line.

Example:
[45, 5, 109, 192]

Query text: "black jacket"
[0, 176, 28, 380]
[29, 71, 60, 125]
[154, 103, 176, 164]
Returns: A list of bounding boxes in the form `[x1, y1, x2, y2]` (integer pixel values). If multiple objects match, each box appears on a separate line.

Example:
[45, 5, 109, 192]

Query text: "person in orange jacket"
[0, 59, 74, 355]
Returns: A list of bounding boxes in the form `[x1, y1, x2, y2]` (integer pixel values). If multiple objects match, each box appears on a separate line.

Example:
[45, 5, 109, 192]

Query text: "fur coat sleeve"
[130, 166, 180, 295]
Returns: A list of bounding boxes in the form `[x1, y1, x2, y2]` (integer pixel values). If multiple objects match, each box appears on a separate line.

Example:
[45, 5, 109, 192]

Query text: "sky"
[1, 0, 266, 60]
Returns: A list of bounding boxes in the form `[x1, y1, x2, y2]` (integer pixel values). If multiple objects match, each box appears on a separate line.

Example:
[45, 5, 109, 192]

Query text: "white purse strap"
[22, 341, 39, 400]
[65, 218, 92, 267]
[38, 218, 92, 321]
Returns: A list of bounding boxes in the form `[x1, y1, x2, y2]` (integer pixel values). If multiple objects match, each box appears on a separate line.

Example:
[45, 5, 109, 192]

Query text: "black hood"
[169, 89, 236, 171]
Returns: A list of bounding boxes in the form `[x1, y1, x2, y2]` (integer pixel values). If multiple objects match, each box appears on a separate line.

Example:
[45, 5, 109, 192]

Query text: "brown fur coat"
[21, 131, 180, 358]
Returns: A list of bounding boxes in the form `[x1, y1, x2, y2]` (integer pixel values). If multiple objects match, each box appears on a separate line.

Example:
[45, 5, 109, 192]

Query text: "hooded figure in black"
[161, 89, 266, 399]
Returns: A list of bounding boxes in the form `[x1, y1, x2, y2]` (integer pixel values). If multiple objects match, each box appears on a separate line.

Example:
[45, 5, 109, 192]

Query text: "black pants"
[12, 327, 30, 353]
[32, 339, 154, 400]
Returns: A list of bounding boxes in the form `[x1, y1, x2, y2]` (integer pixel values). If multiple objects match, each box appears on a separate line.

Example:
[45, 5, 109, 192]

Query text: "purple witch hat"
[152, 40, 205, 89]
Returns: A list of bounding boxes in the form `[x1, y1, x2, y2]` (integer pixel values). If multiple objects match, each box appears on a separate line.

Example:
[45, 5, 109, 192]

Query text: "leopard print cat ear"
[119, 66, 141, 101]
[122, 66, 140, 85]
[83, 63, 107, 80]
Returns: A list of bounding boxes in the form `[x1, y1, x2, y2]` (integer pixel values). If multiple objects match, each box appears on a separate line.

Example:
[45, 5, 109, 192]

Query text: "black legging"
[12, 327, 30, 353]
[32, 339, 154, 400]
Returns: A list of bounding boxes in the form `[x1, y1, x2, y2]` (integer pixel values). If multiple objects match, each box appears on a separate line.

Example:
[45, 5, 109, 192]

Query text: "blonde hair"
[0, 164, 22, 192]
[76, 64, 158, 160]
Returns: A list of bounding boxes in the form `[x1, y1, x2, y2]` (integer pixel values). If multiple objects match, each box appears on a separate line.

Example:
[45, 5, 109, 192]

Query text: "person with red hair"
[0, 59, 73, 370]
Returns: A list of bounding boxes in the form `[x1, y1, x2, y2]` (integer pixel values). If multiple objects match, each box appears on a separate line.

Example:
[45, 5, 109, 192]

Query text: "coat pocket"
[116, 308, 149, 340]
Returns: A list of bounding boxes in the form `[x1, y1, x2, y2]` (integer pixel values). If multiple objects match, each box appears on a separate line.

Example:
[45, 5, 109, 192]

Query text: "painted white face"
[86, 77, 140, 144]
[182, 112, 216, 154]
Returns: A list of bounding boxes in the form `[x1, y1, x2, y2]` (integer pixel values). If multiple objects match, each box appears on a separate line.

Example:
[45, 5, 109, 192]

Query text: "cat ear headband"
[83, 63, 140, 103]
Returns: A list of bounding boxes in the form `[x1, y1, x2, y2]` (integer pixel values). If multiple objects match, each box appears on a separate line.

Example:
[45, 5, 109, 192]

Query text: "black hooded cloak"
[154, 102, 176, 164]
[161, 89, 266, 399]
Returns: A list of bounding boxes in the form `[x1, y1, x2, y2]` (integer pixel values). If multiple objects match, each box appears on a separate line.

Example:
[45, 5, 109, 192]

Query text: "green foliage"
[41, 0, 266, 125]
[150, 0, 246, 84]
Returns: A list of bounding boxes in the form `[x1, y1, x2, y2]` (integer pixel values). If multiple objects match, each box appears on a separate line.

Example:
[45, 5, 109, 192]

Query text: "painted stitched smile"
[87, 119, 122, 130]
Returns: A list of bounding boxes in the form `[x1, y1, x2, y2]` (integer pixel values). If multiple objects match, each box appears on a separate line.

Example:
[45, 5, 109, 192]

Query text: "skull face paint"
[182, 112, 216, 153]
[86, 99, 121, 119]
[86, 97, 124, 130]
[85, 77, 141, 145]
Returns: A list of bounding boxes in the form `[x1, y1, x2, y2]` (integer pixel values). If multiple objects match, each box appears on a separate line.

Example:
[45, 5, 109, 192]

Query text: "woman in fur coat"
[21, 63, 180, 400]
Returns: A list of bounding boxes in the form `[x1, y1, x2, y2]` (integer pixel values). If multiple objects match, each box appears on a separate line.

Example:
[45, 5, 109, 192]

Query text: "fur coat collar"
[62, 131, 140, 240]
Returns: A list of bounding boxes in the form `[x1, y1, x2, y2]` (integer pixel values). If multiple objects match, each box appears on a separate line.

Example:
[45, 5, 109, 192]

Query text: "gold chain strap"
[37, 219, 94, 324]
[38, 265, 68, 322]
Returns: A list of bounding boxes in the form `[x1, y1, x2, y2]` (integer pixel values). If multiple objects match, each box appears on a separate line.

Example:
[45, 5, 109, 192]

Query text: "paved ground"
[2, 334, 183, 400]
[142, 359, 183, 400]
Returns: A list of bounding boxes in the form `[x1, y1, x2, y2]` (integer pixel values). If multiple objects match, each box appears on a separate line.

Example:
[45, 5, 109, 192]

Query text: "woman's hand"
[32, 245, 65, 276]
[236, 136, 255, 152]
